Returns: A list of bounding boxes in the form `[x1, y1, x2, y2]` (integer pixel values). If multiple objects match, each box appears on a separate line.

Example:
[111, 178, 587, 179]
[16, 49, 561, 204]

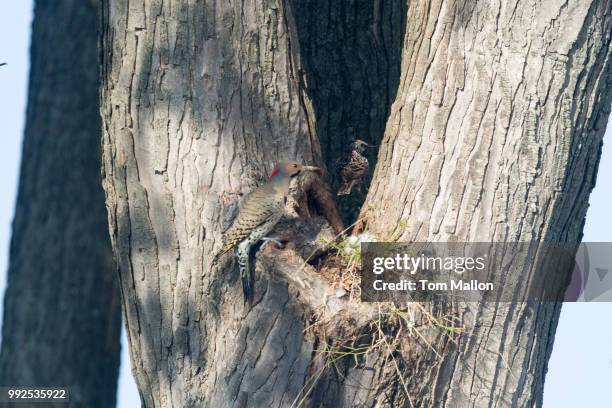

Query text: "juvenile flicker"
[212, 161, 319, 301]
[336, 139, 372, 196]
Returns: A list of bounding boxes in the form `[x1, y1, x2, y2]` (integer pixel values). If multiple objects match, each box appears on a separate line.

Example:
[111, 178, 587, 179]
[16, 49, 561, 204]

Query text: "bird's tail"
[337, 180, 356, 196]
[242, 264, 252, 303]
[237, 245, 253, 303]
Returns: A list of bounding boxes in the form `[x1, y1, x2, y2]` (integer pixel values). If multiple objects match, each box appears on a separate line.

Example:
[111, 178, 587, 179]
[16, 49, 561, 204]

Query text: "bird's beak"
[302, 165, 321, 172]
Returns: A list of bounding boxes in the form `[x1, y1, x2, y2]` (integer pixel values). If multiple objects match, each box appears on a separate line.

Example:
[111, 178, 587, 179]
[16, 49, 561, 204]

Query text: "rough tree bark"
[100, 1, 320, 406]
[0, 1, 122, 407]
[100, 0, 611, 407]
[358, 0, 612, 406]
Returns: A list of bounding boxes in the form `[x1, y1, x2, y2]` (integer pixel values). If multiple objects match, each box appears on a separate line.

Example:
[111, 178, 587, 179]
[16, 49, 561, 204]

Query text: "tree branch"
[289, 172, 345, 235]
[257, 217, 377, 336]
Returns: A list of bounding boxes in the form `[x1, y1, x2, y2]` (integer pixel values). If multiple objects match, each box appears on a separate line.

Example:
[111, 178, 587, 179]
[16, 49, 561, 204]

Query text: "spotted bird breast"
[340, 151, 368, 181]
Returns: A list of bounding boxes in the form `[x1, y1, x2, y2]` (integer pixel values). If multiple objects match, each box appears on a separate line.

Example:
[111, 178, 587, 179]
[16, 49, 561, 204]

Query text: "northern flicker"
[336, 139, 372, 196]
[212, 161, 319, 301]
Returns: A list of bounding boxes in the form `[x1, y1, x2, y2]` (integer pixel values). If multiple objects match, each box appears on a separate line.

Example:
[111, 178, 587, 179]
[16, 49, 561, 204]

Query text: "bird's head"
[351, 139, 374, 154]
[269, 161, 319, 181]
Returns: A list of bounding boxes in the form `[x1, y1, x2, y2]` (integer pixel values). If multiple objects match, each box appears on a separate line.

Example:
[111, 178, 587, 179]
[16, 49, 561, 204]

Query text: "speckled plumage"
[336, 140, 370, 196]
[212, 161, 318, 301]
[214, 185, 286, 259]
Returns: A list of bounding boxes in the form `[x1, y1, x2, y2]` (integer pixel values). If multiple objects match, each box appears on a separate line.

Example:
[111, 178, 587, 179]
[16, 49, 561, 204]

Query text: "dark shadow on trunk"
[293, 0, 407, 224]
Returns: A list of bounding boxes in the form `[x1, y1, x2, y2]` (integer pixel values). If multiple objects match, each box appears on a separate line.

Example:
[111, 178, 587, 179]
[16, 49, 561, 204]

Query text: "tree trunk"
[100, 0, 611, 407]
[358, 0, 612, 406]
[0, 1, 122, 407]
[100, 0, 320, 406]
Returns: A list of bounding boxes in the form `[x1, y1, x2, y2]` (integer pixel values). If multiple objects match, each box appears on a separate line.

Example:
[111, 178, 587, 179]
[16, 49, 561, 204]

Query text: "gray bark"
[100, 0, 319, 406]
[0, 1, 122, 407]
[359, 0, 612, 406]
[100, 0, 612, 407]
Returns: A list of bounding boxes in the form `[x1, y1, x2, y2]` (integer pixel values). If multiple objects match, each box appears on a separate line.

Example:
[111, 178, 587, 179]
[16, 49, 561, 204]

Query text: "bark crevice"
[100, 0, 612, 406]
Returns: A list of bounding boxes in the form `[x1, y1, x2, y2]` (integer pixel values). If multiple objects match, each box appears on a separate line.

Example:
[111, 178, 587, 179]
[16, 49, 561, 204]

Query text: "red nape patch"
[269, 167, 281, 180]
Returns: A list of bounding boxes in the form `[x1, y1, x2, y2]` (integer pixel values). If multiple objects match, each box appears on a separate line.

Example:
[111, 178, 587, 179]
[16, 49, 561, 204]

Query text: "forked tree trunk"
[100, 0, 611, 407]
[0, 1, 121, 407]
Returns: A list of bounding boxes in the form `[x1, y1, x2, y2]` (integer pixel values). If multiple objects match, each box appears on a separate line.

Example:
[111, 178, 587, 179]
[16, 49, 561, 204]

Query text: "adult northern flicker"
[336, 139, 372, 196]
[212, 161, 319, 301]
